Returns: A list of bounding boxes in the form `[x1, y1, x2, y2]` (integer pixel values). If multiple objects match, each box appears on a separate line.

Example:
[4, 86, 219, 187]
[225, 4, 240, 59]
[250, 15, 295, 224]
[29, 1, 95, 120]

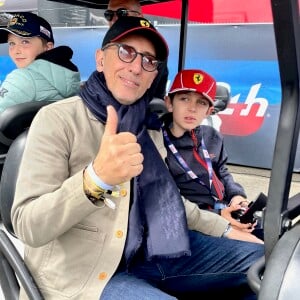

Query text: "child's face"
[165, 91, 214, 137]
[8, 34, 53, 68]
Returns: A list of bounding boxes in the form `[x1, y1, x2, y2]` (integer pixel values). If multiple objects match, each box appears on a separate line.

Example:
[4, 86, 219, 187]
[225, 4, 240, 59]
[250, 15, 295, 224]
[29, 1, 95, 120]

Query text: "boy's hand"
[221, 205, 255, 232]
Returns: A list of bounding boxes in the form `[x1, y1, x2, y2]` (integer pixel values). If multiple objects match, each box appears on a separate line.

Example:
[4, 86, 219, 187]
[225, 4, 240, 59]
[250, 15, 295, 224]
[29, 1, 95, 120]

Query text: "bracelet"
[83, 169, 117, 210]
[86, 162, 114, 190]
[222, 224, 232, 238]
[83, 178, 105, 202]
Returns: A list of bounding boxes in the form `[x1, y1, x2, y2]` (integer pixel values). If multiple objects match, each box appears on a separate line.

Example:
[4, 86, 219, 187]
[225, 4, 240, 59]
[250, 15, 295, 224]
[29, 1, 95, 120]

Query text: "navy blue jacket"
[163, 114, 246, 209]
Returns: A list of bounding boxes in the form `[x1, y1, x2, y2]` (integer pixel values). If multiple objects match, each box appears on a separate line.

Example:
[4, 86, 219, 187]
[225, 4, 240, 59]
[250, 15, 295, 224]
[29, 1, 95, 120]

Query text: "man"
[12, 17, 263, 300]
[104, 0, 143, 26]
[104, 0, 169, 100]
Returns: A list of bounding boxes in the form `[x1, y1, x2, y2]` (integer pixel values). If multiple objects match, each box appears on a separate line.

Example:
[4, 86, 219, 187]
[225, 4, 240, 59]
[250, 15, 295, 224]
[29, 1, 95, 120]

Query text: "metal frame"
[1, 0, 300, 297]
[47, 0, 172, 10]
[264, 0, 300, 260]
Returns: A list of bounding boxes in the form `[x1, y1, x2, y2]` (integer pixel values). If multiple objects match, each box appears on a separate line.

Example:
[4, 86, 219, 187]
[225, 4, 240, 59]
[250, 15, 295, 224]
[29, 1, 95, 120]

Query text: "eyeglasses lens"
[118, 44, 158, 72]
[104, 10, 114, 21]
[116, 9, 129, 18]
[104, 8, 128, 21]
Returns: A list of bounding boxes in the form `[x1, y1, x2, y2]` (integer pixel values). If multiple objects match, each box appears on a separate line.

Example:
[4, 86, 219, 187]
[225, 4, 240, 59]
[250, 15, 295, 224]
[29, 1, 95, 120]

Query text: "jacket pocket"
[38, 223, 105, 297]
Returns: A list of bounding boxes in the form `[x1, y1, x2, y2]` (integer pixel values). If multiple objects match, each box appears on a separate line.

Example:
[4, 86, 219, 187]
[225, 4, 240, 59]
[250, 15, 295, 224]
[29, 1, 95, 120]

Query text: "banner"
[0, 0, 38, 12]
[2, 24, 299, 171]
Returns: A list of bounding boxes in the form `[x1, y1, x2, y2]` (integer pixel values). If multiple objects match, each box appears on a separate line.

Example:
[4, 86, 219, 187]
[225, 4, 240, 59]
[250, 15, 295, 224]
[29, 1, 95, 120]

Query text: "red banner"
[142, 0, 273, 23]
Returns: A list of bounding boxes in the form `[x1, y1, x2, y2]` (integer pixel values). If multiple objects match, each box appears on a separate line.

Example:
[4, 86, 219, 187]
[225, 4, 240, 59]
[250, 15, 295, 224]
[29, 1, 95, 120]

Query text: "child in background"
[0, 12, 80, 113]
[162, 69, 254, 231]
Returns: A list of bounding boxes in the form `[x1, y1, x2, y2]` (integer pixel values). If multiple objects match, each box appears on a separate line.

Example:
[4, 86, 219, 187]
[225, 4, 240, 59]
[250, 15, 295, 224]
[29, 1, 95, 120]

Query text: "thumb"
[104, 105, 118, 136]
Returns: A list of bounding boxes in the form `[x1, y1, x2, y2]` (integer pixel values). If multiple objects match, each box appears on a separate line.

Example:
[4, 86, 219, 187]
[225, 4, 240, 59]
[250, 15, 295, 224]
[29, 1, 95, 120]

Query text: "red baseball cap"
[168, 69, 216, 106]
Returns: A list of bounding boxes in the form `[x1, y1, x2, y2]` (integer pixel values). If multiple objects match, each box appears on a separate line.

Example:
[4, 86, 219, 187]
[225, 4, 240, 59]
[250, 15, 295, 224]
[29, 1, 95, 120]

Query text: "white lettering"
[219, 83, 268, 117]
[240, 83, 268, 117]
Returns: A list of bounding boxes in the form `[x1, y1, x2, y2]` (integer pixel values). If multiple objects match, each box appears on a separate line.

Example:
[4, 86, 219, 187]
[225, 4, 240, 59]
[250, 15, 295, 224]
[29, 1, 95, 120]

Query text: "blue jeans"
[101, 230, 264, 300]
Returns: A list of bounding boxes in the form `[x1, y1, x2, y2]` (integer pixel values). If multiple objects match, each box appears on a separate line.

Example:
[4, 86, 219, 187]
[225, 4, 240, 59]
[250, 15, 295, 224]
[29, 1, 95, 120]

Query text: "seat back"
[0, 130, 43, 299]
[0, 130, 28, 236]
[0, 101, 52, 194]
[0, 101, 53, 147]
[213, 84, 230, 114]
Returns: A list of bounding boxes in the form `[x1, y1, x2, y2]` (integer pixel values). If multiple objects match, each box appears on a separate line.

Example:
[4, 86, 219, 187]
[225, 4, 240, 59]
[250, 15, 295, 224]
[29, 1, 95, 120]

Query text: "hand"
[92, 105, 144, 186]
[221, 205, 255, 232]
[229, 195, 249, 207]
[227, 227, 264, 244]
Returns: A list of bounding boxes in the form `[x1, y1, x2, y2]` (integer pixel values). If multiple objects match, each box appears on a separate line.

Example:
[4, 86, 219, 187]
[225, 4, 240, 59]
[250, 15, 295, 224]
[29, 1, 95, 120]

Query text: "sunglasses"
[104, 8, 141, 22]
[102, 43, 161, 72]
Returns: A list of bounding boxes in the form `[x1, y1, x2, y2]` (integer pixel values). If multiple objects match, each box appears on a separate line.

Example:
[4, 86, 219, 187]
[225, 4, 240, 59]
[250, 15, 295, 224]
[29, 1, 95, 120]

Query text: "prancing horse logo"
[193, 73, 203, 85]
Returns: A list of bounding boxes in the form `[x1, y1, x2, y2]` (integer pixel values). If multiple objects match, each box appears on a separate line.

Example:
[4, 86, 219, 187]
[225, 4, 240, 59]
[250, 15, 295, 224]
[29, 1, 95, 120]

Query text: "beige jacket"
[11, 96, 228, 300]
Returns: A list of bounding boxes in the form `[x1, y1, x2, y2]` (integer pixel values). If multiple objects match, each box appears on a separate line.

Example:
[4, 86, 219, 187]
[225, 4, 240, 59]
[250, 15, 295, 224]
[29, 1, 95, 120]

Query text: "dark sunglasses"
[104, 8, 141, 22]
[102, 43, 161, 72]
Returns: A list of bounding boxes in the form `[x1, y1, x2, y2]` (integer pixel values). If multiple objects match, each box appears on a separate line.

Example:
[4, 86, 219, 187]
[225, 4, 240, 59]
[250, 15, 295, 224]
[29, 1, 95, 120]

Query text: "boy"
[162, 69, 255, 230]
[0, 12, 80, 113]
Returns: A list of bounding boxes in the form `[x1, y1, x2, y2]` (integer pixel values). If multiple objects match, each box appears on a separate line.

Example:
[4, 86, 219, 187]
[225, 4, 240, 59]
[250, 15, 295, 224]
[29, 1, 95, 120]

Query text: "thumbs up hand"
[92, 105, 144, 186]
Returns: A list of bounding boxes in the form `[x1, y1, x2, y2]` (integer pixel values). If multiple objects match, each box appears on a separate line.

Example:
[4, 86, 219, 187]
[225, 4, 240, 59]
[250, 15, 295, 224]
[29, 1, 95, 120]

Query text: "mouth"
[184, 116, 196, 122]
[120, 75, 139, 88]
[15, 58, 26, 62]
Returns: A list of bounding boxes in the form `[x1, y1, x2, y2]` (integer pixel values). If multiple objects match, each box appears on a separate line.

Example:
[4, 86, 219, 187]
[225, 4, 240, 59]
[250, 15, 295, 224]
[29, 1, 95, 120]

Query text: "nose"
[16, 46, 22, 54]
[13, 43, 23, 54]
[129, 54, 143, 74]
[9, 45, 20, 56]
[188, 101, 197, 111]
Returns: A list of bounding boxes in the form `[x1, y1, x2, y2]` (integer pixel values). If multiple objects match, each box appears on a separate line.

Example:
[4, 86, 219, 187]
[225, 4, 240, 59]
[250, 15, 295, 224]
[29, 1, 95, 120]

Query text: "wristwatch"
[222, 224, 232, 238]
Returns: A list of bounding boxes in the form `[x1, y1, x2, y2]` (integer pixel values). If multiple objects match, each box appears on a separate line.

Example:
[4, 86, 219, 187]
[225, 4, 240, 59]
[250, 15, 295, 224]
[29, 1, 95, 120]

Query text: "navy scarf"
[80, 71, 190, 262]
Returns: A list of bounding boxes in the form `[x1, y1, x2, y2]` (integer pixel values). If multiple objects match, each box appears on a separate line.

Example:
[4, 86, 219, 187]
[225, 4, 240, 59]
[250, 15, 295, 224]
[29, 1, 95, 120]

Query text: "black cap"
[0, 12, 54, 44]
[102, 17, 168, 61]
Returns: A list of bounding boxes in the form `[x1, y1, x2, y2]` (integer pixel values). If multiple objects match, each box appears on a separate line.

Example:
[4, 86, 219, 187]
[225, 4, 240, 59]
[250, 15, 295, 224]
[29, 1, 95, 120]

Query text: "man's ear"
[95, 49, 104, 72]
[164, 95, 173, 112]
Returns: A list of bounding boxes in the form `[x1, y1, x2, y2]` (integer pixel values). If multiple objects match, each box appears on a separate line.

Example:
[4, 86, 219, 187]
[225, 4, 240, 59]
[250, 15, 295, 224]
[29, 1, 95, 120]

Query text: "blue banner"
[1, 24, 292, 170]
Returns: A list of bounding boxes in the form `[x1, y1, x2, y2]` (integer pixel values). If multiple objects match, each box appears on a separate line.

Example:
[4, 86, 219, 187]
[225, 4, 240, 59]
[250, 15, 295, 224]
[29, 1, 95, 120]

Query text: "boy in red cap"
[162, 69, 256, 231]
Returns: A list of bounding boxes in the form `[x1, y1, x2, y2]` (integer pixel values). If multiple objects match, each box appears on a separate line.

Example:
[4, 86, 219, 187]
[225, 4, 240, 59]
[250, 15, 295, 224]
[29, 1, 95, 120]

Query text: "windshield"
[0, 0, 298, 172]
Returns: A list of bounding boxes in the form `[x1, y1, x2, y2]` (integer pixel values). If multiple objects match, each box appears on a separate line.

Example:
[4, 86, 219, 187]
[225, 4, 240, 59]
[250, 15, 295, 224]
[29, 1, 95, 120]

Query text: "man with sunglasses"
[104, 0, 169, 101]
[104, 0, 142, 26]
[12, 16, 264, 300]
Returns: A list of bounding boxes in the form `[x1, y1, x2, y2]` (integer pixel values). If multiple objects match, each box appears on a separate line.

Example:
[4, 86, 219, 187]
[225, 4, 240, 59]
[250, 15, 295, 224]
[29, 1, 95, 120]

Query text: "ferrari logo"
[193, 73, 204, 85]
[140, 20, 151, 27]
